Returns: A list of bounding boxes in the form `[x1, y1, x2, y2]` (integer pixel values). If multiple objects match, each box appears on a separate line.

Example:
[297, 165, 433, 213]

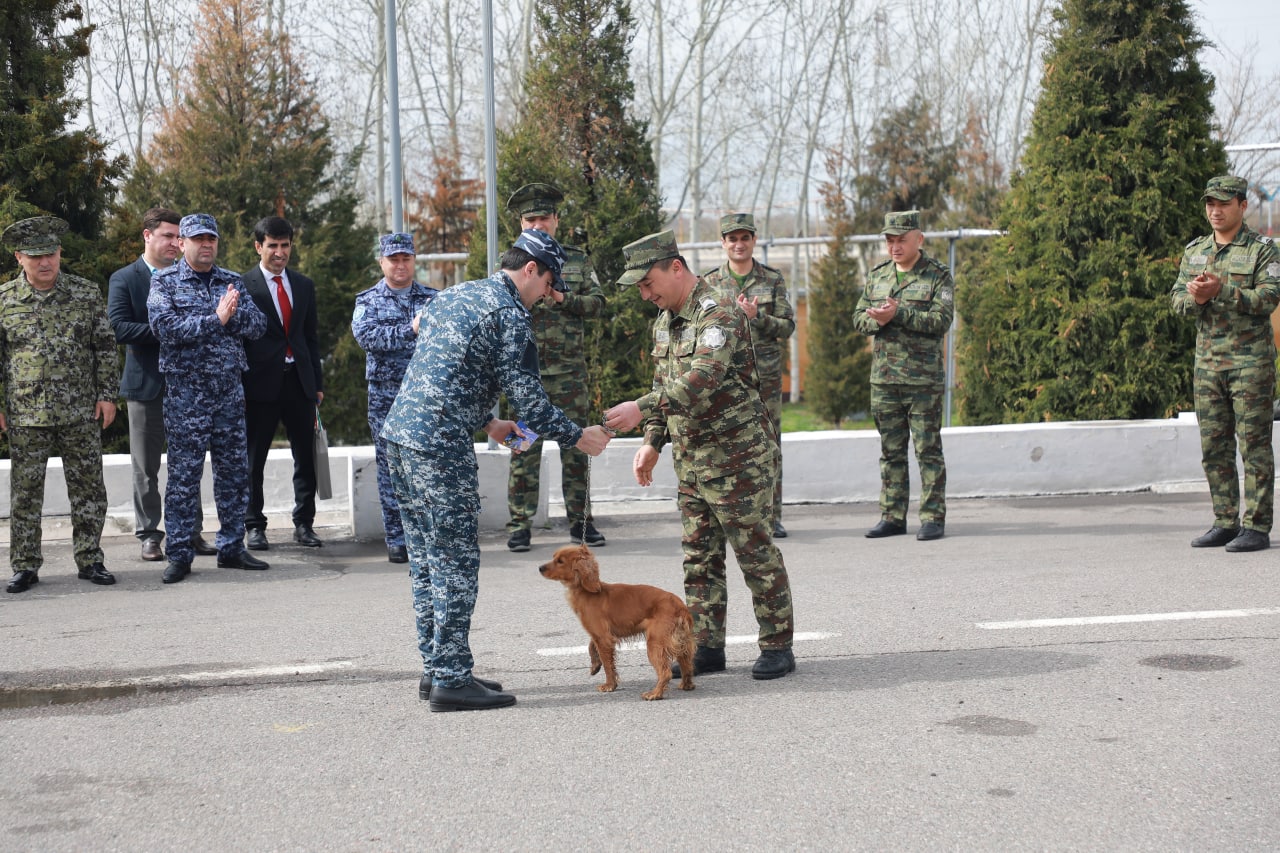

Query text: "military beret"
[881, 210, 921, 235]
[3, 216, 69, 256]
[507, 183, 564, 218]
[617, 230, 681, 287]
[720, 213, 756, 235]
[1202, 175, 1248, 201]
[513, 228, 568, 292]
[378, 232, 415, 257]
[179, 213, 219, 239]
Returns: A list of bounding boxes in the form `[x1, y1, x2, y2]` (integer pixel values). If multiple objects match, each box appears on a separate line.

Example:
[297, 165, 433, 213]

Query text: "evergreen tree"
[112, 0, 375, 443]
[466, 0, 663, 410]
[0, 0, 126, 280]
[957, 0, 1226, 424]
[807, 156, 872, 426]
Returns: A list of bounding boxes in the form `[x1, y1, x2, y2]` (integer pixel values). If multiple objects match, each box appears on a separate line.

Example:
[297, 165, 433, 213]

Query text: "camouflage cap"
[507, 183, 564, 218]
[3, 216, 69, 256]
[179, 213, 219, 239]
[720, 212, 756, 235]
[881, 210, 921, 235]
[513, 228, 568, 292]
[1202, 175, 1248, 201]
[617, 230, 681, 287]
[378, 232, 415, 257]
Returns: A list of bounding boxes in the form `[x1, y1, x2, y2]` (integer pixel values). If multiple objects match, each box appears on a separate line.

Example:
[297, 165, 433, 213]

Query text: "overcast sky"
[1192, 0, 1280, 90]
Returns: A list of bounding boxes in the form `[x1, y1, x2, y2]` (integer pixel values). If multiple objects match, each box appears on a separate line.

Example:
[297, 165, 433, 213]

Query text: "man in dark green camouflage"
[1171, 175, 1280, 553]
[1, 216, 119, 593]
[605, 230, 795, 681]
[853, 210, 954, 542]
[504, 184, 607, 552]
[702, 212, 795, 539]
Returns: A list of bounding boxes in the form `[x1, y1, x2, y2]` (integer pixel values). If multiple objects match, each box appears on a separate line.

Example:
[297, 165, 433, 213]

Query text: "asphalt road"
[1, 492, 1277, 851]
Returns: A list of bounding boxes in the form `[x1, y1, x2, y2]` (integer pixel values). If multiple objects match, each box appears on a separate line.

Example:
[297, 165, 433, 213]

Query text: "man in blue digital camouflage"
[148, 213, 269, 584]
[1171, 175, 1280, 553]
[382, 229, 612, 712]
[503, 183, 607, 553]
[852, 210, 954, 542]
[351, 232, 436, 564]
[604, 230, 796, 681]
[1, 216, 119, 594]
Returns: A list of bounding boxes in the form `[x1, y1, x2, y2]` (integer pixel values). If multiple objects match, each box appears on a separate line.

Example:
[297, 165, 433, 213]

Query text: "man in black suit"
[241, 216, 324, 549]
[107, 207, 216, 562]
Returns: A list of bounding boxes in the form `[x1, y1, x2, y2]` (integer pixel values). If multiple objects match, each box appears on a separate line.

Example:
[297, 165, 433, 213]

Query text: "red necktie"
[274, 275, 293, 358]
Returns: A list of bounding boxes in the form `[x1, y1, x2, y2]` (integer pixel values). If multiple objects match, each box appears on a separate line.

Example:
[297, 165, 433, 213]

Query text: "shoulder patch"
[1267, 263, 1280, 278]
[701, 326, 727, 349]
[700, 296, 718, 311]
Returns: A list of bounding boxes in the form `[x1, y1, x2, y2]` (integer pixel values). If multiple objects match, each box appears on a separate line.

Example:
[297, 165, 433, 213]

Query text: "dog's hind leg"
[641, 628, 676, 700]
[673, 615, 696, 692]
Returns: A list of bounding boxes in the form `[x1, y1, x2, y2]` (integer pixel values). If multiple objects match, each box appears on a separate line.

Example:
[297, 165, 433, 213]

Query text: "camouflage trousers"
[385, 440, 481, 688]
[8, 419, 106, 571]
[367, 380, 405, 547]
[1194, 363, 1275, 533]
[163, 379, 251, 564]
[872, 383, 947, 525]
[672, 429, 793, 651]
[507, 372, 592, 532]
[760, 369, 784, 525]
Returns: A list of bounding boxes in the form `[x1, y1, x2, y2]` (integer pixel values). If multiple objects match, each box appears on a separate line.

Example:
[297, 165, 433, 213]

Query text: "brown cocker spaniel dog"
[539, 544, 695, 700]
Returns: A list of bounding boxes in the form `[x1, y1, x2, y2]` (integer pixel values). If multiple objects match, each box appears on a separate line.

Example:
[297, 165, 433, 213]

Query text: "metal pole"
[384, 0, 404, 231]
[482, 0, 499, 274]
[945, 235, 959, 428]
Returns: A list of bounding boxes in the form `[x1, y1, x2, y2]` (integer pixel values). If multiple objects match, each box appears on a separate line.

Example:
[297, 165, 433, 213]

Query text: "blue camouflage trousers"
[385, 440, 481, 688]
[163, 378, 250, 564]
[367, 380, 405, 547]
[8, 419, 106, 571]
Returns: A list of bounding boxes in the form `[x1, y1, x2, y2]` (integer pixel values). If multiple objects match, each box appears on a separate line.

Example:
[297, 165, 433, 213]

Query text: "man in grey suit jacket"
[241, 216, 325, 550]
[107, 207, 215, 562]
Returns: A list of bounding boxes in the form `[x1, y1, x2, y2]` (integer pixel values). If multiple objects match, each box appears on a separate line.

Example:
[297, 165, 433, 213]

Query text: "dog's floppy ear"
[575, 546, 602, 593]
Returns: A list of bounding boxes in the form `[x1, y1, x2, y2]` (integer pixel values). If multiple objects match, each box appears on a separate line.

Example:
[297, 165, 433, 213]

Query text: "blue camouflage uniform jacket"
[147, 259, 266, 383]
[381, 271, 583, 457]
[351, 280, 436, 382]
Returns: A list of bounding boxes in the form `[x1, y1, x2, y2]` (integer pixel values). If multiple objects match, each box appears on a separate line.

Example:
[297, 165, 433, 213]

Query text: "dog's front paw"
[641, 689, 666, 700]
[597, 682, 618, 693]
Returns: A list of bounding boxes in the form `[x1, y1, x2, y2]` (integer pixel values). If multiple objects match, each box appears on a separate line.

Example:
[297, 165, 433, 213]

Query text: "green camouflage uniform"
[0, 269, 118, 571]
[638, 275, 793, 652]
[702, 259, 795, 526]
[1170, 223, 1280, 533]
[852, 249, 954, 526]
[506, 244, 605, 532]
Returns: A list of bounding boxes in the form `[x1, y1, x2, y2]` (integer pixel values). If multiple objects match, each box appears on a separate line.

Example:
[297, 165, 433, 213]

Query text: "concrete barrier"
[0, 413, 1234, 540]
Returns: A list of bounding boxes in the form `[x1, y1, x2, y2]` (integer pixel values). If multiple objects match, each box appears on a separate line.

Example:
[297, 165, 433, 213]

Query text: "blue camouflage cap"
[2, 216, 69, 256]
[179, 213, 219, 239]
[513, 228, 568, 292]
[378, 232, 415, 257]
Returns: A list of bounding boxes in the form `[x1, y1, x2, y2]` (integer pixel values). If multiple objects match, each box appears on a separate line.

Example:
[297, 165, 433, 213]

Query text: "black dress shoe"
[246, 528, 269, 551]
[1225, 529, 1270, 553]
[751, 648, 796, 680]
[671, 645, 727, 678]
[419, 674, 503, 699]
[773, 521, 788, 539]
[866, 519, 908, 538]
[217, 551, 270, 570]
[192, 535, 218, 556]
[387, 544, 408, 564]
[77, 562, 116, 585]
[917, 521, 945, 541]
[293, 525, 322, 547]
[140, 538, 164, 562]
[6, 570, 39, 594]
[162, 562, 191, 584]
[428, 678, 516, 712]
[1190, 526, 1239, 548]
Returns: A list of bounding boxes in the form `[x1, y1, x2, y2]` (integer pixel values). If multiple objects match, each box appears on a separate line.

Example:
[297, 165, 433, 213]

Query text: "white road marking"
[536, 631, 840, 657]
[976, 607, 1280, 630]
